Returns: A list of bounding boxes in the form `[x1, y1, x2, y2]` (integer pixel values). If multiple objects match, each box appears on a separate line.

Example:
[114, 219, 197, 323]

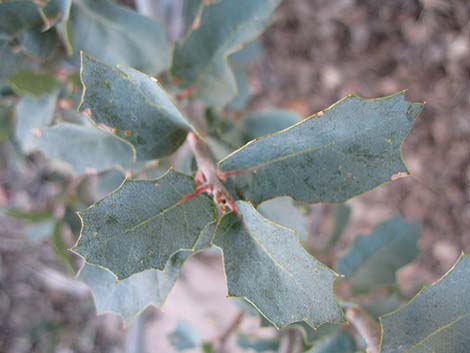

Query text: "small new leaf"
[80, 53, 198, 161]
[214, 201, 343, 329]
[73, 169, 217, 280]
[380, 254, 470, 353]
[219, 92, 423, 204]
[336, 216, 421, 293]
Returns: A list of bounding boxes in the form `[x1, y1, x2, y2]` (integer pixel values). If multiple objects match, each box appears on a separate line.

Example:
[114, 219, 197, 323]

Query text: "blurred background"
[0, 0, 469, 352]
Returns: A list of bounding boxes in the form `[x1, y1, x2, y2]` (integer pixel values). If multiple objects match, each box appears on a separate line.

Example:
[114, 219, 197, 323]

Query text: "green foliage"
[237, 335, 279, 352]
[257, 196, 309, 241]
[80, 53, 197, 161]
[305, 331, 356, 353]
[240, 108, 301, 142]
[8, 71, 59, 97]
[0, 2, 438, 351]
[36, 123, 135, 174]
[214, 201, 342, 328]
[336, 216, 421, 293]
[18, 27, 59, 59]
[0, 1, 42, 40]
[15, 92, 59, 153]
[0, 39, 28, 88]
[219, 92, 423, 204]
[69, 0, 170, 74]
[74, 169, 217, 279]
[380, 255, 470, 353]
[171, 0, 281, 107]
[328, 204, 351, 247]
[228, 40, 262, 110]
[78, 221, 215, 323]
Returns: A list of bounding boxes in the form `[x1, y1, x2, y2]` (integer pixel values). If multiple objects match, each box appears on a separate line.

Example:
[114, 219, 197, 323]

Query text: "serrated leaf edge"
[378, 251, 469, 353]
[71, 167, 218, 280]
[213, 200, 346, 330]
[78, 52, 203, 160]
[335, 216, 422, 292]
[217, 91, 424, 204]
[76, 219, 217, 327]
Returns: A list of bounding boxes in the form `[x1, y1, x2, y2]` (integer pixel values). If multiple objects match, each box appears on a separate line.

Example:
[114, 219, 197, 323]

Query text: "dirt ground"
[1, 0, 469, 352]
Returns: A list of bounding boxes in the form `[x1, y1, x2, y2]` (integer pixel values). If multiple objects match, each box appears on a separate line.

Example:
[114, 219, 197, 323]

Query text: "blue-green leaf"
[305, 331, 356, 353]
[79, 53, 198, 161]
[237, 335, 279, 352]
[0, 39, 28, 88]
[336, 216, 421, 293]
[214, 201, 342, 329]
[15, 91, 59, 153]
[241, 109, 301, 142]
[36, 122, 135, 174]
[73, 169, 217, 279]
[171, 0, 281, 107]
[70, 0, 170, 74]
[257, 196, 309, 241]
[17, 26, 59, 58]
[0, 1, 42, 40]
[78, 222, 215, 324]
[380, 254, 470, 353]
[228, 40, 262, 110]
[328, 204, 351, 248]
[219, 92, 423, 204]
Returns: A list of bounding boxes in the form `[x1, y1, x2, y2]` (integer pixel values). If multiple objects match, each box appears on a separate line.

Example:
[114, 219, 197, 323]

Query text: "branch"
[215, 312, 244, 353]
[346, 307, 380, 353]
[187, 132, 237, 213]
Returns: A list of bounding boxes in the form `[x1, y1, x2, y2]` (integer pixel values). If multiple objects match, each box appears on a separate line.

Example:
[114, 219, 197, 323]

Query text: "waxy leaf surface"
[219, 92, 423, 204]
[228, 40, 262, 110]
[257, 196, 309, 241]
[18, 26, 59, 59]
[328, 204, 351, 248]
[0, 39, 28, 87]
[336, 216, 421, 292]
[305, 331, 356, 353]
[42, 0, 73, 54]
[0, 1, 41, 40]
[214, 201, 342, 329]
[78, 222, 215, 324]
[36, 123, 135, 174]
[74, 169, 217, 279]
[15, 91, 58, 153]
[241, 108, 301, 142]
[70, 0, 170, 74]
[171, 0, 281, 107]
[380, 255, 470, 353]
[80, 53, 197, 161]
